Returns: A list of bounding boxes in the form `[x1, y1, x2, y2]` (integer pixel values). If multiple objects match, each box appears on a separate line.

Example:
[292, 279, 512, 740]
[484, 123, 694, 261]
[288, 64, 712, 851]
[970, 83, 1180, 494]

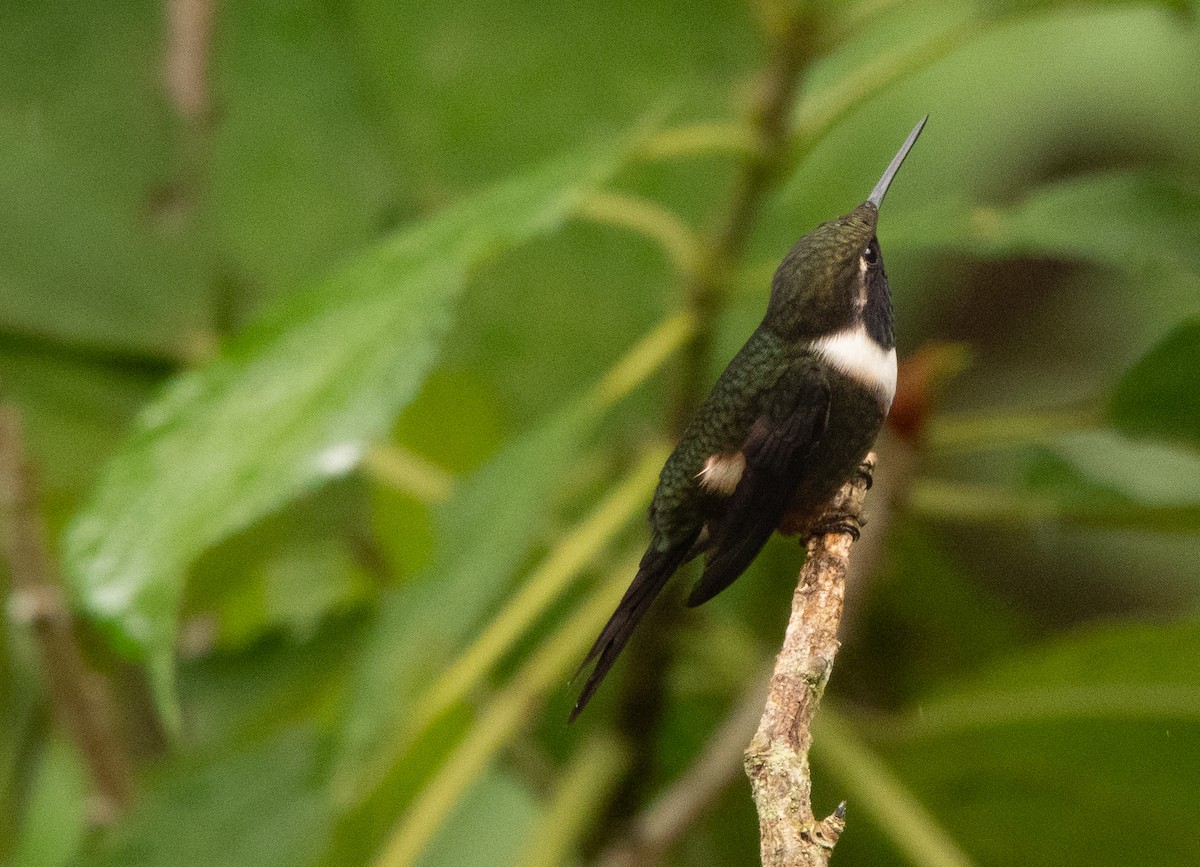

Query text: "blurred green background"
[1, 0, 1199, 865]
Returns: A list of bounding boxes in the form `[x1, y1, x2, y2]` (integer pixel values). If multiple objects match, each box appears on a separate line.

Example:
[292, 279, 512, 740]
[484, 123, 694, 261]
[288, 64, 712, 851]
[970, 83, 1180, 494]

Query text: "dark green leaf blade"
[418, 770, 541, 867]
[87, 729, 329, 867]
[871, 622, 1200, 867]
[894, 172, 1200, 279]
[1109, 316, 1200, 449]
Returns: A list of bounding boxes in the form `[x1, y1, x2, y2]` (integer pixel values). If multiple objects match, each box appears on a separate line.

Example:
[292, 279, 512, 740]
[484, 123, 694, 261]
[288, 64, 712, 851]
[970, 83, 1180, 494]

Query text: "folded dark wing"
[686, 362, 830, 606]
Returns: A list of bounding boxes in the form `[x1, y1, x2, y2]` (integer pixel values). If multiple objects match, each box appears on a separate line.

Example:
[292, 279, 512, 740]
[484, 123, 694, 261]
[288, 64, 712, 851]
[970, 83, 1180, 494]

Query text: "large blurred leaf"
[211, 0, 399, 307]
[1046, 429, 1200, 507]
[1025, 429, 1200, 531]
[0, 2, 207, 356]
[896, 172, 1200, 278]
[417, 769, 541, 867]
[61, 136, 638, 721]
[836, 522, 1028, 708]
[1109, 316, 1200, 449]
[0, 0, 403, 356]
[859, 621, 1200, 866]
[10, 738, 87, 867]
[179, 615, 361, 751]
[88, 728, 329, 867]
[185, 482, 375, 652]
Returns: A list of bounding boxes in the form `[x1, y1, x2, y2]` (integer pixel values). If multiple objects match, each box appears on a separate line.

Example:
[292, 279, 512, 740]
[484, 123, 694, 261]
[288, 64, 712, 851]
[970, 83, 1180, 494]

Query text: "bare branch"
[744, 454, 875, 865]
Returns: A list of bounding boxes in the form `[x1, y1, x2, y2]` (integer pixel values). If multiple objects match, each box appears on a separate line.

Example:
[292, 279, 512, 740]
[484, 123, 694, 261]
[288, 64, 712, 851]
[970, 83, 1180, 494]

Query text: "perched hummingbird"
[570, 118, 927, 721]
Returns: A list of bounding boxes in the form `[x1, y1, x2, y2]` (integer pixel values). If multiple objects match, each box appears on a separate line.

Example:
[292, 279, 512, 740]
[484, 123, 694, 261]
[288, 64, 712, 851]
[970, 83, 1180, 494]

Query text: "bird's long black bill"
[867, 116, 928, 208]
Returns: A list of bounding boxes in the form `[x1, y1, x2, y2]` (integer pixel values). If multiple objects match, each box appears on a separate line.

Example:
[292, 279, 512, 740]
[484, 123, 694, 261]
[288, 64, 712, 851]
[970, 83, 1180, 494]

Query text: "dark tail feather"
[569, 532, 697, 722]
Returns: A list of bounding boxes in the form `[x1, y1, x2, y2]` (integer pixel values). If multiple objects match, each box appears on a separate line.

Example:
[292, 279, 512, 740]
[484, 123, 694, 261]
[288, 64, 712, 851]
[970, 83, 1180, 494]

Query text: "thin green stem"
[364, 445, 456, 502]
[910, 478, 1200, 531]
[517, 735, 630, 867]
[409, 448, 666, 737]
[827, 0, 911, 43]
[577, 192, 704, 277]
[907, 480, 1059, 524]
[671, 6, 816, 431]
[636, 122, 766, 162]
[341, 314, 690, 820]
[812, 708, 976, 867]
[585, 311, 698, 415]
[924, 407, 1101, 452]
[372, 553, 642, 867]
[877, 684, 1200, 743]
[789, 21, 980, 169]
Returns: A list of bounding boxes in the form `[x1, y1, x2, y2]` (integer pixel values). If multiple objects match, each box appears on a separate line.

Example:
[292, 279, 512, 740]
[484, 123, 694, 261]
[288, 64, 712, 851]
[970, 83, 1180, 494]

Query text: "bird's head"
[765, 117, 926, 349]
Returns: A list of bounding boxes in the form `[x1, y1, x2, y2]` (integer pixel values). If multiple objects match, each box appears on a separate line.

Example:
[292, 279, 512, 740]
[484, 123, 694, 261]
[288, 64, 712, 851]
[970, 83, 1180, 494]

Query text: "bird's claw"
[812, 515, 862, 541]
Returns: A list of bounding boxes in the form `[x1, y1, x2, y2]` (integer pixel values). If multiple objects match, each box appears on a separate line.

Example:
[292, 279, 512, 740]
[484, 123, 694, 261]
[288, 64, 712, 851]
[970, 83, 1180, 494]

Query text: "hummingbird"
[570, 118, 927, 721]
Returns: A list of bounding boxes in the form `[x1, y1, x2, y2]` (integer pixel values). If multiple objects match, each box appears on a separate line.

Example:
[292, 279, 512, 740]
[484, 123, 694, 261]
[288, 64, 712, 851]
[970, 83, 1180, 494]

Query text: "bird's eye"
[862, 243, 879, 265]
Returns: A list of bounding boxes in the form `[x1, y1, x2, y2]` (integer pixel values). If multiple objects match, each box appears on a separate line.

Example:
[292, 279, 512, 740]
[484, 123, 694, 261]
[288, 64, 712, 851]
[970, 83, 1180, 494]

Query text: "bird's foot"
[855, 457, 876, 490]
[810, 513, 863, 541]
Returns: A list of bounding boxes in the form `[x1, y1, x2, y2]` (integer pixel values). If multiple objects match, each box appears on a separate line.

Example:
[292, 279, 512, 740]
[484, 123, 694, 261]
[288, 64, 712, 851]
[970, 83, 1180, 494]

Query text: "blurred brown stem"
[744, 455, 874, 865]
[597, 672, 769, 866]
[671, 3, 815, 430]
[164, 0, 217, 124]
[840, 429, 911, 636]
[0, 404, 134, 821]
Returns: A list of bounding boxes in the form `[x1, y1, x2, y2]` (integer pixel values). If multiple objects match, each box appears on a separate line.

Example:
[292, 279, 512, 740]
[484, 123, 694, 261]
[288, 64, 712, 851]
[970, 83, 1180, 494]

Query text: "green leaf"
[417, 770, 541, 867]
[1026, 429, 1200, 531]
[869, 621, 1200, 866]
[836, 522, 1028, 707]
[988, 172, 1200, 275]
[0, 4, 208, 357]
[1046, 429, 1200, 507]
[179, 616, 361, 751]
[88, 729, 329, 867]
[1109, 316, 1200, 450]
[187, 482, 375, 651]
[210, 0, 400, 306]
[61, 136, 638, 726]
[896, 172, 1200, 279]
[11, 738, 88, 867]
[333, 398, 594, 793]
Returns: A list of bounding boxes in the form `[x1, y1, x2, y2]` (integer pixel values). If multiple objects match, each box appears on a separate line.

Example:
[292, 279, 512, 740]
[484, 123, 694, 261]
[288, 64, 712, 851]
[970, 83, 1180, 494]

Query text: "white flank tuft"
[697, 452, 745, 495]
[811, 326, 897, 408]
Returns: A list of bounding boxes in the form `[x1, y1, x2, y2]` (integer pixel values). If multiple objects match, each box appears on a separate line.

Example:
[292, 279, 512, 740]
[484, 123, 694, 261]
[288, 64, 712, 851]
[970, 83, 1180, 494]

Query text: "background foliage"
[2, 0, 1199, 865]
